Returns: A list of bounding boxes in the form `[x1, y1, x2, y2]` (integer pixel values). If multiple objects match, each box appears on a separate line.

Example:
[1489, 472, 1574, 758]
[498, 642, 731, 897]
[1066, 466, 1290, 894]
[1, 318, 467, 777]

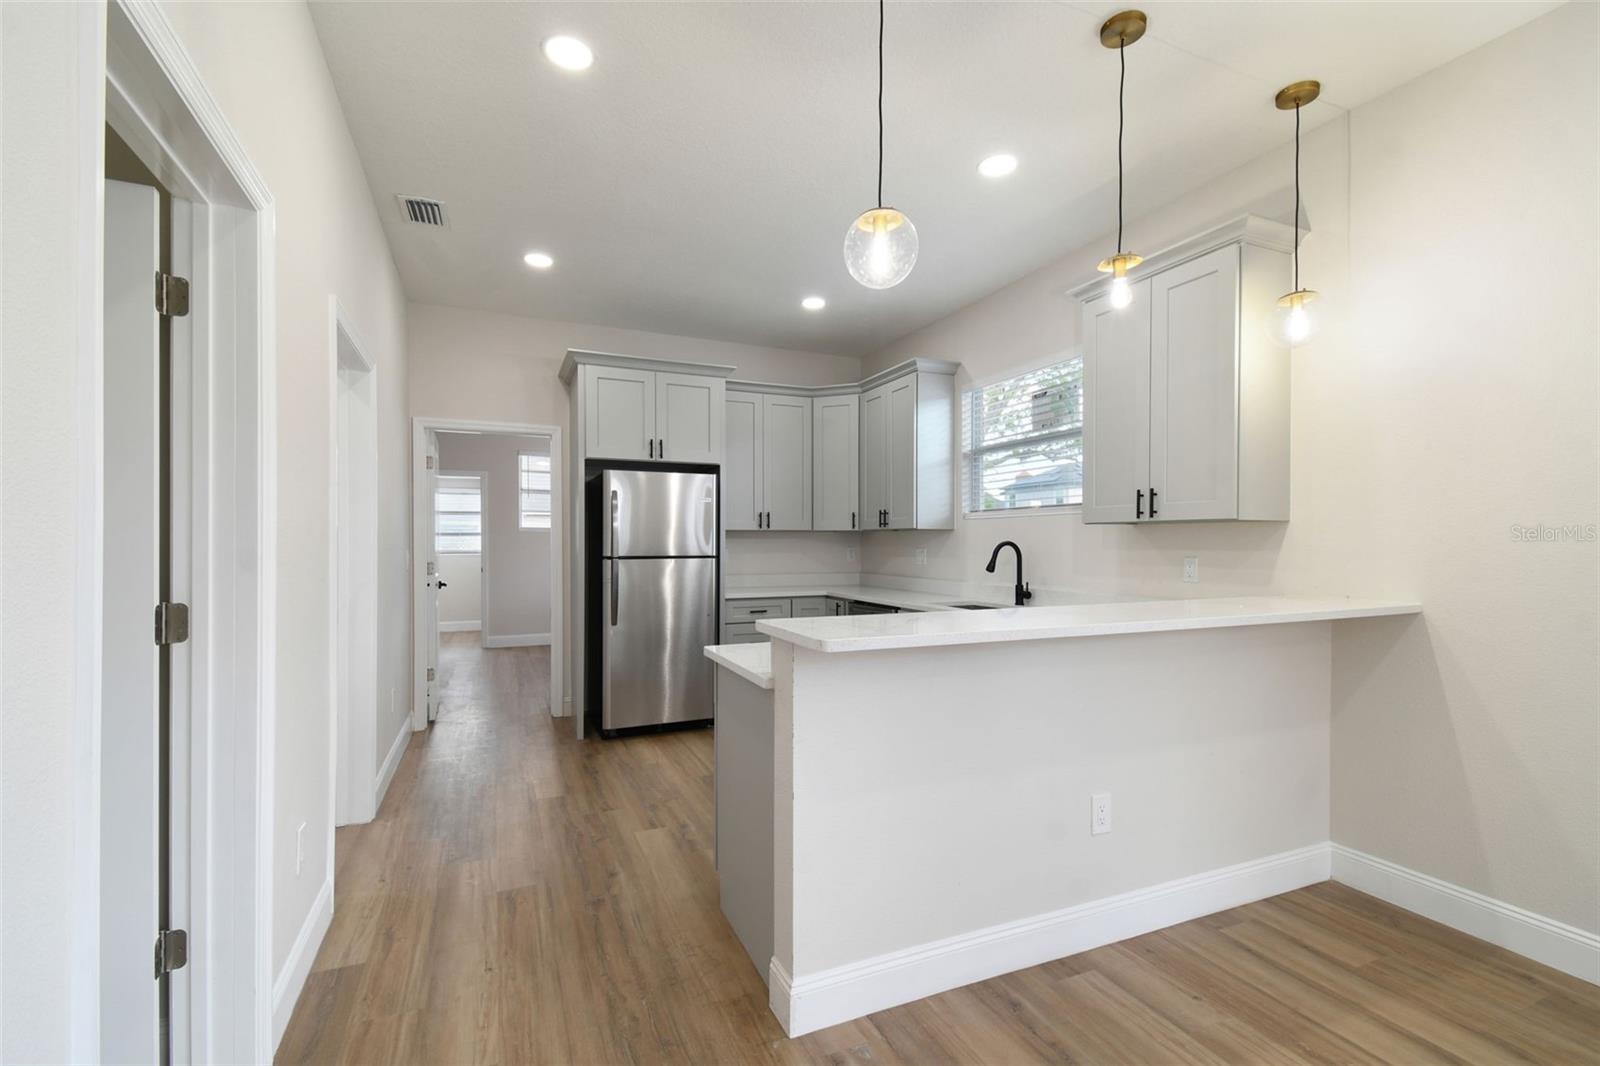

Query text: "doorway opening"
[412, 419, 565, 729]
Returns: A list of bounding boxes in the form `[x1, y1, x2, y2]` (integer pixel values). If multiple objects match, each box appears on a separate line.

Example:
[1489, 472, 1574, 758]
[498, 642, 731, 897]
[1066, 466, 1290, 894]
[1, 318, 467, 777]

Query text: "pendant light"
[1271, 79, 1321, 346]
[844, 0, 918, 289]
[1097, 10, 1147, 310]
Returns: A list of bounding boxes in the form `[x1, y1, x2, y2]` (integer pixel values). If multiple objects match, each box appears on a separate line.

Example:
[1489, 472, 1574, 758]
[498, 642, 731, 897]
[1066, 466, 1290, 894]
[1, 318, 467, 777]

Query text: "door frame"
[327, 297, 377, 828]
[92, 1, 278, 1061]
[411, 417, 565, 730]
[433, 469, 490, 644]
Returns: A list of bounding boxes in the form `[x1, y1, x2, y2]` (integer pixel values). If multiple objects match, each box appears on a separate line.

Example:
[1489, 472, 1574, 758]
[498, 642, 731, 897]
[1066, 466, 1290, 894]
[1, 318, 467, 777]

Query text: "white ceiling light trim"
[523, 251, 555, 269]
[978, 153, 1018, 178]
[801, 296, 826, 311]
[542, 35, 594, 71]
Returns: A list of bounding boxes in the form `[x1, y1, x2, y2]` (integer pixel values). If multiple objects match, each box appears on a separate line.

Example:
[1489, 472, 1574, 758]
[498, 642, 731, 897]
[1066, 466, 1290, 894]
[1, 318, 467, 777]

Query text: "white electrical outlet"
[846, 546, 858, 563]
[1091, 793, 1112, 835]
[296, 821, 307, 875]
[913, 548, 928, 566]
[1183, 556, 1200, 583]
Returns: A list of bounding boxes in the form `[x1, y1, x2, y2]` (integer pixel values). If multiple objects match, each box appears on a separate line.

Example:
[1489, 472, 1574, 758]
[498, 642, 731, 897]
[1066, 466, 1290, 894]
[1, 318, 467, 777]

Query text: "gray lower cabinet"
[791, 596, 827, 618]
[714, 666, 774, 981]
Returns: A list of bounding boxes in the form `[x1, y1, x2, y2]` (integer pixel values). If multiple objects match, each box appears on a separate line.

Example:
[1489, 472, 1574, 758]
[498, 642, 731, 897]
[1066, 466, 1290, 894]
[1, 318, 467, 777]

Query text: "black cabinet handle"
[1150, 488, 1158, 518]
[648, 439, 654, 458]
[1136, 489, 1144, 519]
[851, 511, 856, 529]
[659, 438, 665, 456]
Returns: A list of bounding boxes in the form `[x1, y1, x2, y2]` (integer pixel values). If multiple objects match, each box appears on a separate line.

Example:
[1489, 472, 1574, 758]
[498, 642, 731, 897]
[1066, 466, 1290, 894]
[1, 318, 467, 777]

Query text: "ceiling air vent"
[396, 195, 448, 227]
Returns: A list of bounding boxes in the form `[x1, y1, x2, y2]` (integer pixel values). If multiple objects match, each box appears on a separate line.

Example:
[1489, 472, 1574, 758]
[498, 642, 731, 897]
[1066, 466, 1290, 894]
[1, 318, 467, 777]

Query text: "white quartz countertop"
[703, 643, 774, 689]
[755, 596, 1421, 653]
[724, 584, 1012, 612]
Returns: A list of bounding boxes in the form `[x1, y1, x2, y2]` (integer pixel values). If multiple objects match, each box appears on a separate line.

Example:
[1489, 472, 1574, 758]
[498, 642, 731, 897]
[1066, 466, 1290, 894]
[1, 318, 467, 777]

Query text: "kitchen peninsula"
[706, 595, 1421, 1037]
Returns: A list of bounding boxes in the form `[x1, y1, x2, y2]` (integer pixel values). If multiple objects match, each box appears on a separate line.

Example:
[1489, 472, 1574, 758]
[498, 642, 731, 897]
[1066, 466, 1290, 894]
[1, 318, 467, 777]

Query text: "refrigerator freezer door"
[603, 469, 718, 558]
[601, 556, 716, 730]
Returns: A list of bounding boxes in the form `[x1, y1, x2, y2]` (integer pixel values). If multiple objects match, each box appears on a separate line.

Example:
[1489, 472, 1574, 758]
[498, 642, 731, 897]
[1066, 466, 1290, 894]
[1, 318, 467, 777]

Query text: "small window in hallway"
[519, 452, 551, 529]
[435, 475, 482, 553]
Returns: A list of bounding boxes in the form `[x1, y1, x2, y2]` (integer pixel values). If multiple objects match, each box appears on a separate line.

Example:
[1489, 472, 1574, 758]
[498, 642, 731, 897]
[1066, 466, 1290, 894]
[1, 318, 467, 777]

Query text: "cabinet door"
[859, 383, 889, 528]
[657, 372, 723, 463]
[1149, 245, 1239, 521]
[761, 393, 812, 530]
[1080, 285, 1151, 523]
[585, 365, 656, 460]
[723, 392, 763, 531]
[884, 375, 917, 529]
[812, 393, 860, 530]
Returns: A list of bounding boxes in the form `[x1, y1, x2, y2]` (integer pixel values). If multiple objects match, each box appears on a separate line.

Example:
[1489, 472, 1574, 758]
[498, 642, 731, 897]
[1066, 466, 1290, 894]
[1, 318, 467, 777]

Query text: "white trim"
[438, 621, 482, 633]
[774, 843, 1330, 1037]
[412, 417, 566, 727]
[373, 724, 410, 816]
[963, 503, 1084, 521]
[269, 877, 333, 1050]
[484, 633, 552, 648]
[1330, 844, 1600, 985]
[101, 3, 278, 1062]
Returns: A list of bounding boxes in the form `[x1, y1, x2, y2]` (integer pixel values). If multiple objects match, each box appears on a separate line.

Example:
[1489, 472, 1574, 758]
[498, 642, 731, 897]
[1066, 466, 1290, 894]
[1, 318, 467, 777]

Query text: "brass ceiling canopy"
[1099, 10, 1148, 49]
[1275, 80, 1322, 110]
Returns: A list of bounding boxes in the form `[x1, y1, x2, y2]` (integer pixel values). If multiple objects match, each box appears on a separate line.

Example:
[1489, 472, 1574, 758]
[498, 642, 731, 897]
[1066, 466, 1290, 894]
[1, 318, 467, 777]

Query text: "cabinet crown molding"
[728, 357, 960, 399]
[1066, 215, 1299, 301]
[559, 347, 738, 386]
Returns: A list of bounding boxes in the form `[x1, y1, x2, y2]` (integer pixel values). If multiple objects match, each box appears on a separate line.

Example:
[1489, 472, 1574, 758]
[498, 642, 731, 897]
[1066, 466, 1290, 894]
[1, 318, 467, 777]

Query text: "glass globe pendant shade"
[844, 207, 918, 289]
[1268, 289, 1320, 346]
[1097, 251, 1142, 311]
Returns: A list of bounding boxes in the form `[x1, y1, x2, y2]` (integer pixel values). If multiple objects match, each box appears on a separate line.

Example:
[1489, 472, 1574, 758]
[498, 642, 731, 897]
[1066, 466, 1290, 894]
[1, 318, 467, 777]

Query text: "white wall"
[408, 302, 864, 698]
[861, 3, 1597, 932]
[436, 432, 551, 642]
[156, 0, 412, 988]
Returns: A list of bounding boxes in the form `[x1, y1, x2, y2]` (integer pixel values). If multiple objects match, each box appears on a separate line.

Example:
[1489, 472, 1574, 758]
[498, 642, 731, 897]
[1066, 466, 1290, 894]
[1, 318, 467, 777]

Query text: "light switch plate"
[846, 546, 858, 562]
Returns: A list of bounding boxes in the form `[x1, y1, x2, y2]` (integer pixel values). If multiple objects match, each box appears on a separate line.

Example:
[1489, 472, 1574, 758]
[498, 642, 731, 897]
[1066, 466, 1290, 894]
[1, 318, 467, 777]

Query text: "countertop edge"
[704, 644, 775, 689]
[755, 599, 1423, 654]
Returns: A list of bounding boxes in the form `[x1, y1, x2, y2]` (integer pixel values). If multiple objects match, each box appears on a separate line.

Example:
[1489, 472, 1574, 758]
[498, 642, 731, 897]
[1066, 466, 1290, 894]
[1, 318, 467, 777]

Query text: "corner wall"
[862, 2, 1598, 933]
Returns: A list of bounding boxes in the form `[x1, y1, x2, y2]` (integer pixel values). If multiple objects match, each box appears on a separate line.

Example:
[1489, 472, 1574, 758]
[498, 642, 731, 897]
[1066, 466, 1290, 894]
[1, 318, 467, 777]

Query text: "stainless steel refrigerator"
[594, 468, 718, 733]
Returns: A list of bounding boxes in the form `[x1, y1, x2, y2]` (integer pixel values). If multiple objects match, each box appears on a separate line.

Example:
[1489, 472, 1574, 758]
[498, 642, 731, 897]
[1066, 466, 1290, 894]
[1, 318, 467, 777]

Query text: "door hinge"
[154, 602, 190, 646]
[426, 561, 436, 576]
[426, 667, 435, 682]
[155, 928, 188, 977]
[155, 272, 190, 317]
[425, 455, 435, 470]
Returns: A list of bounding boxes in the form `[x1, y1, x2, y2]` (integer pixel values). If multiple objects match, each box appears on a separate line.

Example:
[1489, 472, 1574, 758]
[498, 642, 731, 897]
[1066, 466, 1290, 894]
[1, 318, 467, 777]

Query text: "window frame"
[434, 473, 484, 554]
[961, 355, 1085, 519]
[518, 451, 552, 530]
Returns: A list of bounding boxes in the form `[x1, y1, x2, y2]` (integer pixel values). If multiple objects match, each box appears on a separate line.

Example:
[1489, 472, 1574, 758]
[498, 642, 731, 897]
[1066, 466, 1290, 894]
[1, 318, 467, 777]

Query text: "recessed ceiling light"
[542, 35, 594, 72]
[978, 153, 1018, 178]
[523, 251, 554, 269]
[801, 296, 826, 312]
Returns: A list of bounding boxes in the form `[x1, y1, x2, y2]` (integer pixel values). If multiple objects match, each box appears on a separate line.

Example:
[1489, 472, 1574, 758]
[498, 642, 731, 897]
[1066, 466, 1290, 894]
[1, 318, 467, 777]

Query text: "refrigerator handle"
[703, 484, 716, 545]
[610, 556, 619, 626]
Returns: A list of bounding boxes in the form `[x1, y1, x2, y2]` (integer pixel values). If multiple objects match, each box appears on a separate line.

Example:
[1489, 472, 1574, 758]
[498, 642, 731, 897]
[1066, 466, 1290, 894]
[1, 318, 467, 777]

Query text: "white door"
[859, 383, 888, 529]
[885, 375, 918, 529]
[101, 179, 162, 1063]
[723, 392, 762, 530]
[1080, 284, 1152, 524]
[657, 372, 723, 463]
[812, 393, 860, 531]
[761, 394, 812, 530]
[584, 364, 656, 460]
[426, 430, 441, 721]
[1149, 245, 1240, 521]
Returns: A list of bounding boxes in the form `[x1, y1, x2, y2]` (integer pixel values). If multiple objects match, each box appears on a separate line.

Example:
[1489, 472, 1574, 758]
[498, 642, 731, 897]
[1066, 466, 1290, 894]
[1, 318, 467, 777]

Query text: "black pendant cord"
[1116, 37, 1126, 255]
[1292, 102, 1301, 291]
[877, 0, 885, 209]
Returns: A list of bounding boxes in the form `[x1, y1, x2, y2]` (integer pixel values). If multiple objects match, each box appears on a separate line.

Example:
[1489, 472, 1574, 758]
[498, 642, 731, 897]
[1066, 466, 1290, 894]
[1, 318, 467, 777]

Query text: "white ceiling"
[309, 1, 1558, 357]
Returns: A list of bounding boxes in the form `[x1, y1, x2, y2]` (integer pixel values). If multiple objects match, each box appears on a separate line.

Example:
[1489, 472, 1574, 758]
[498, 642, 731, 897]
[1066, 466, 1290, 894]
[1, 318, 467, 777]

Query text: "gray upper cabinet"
[761, 394, 811, 530]
[860, 366, 954, 531]
[577, 360, 725, 464]
[812, 393, 859, 531]
[1075, 216, 1293, 524]
[723, 391, 762, 531]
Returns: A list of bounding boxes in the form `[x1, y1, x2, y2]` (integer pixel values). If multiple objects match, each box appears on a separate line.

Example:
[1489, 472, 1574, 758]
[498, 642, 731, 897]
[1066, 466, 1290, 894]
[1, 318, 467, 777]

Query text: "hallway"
[278, 636, 1600, 1065]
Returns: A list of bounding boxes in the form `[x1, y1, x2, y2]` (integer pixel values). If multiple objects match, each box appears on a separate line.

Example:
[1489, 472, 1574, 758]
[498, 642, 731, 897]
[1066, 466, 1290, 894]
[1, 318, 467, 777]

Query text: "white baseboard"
[1330, 843, 1600, 985]
[484, 632, 550, 648]
[438, 620, 480, 633]
[773, 843, 1330, 1037]
[373, 722, 409, 814]
[271, 877, 334, 1050]
[554, 695, 574, 719]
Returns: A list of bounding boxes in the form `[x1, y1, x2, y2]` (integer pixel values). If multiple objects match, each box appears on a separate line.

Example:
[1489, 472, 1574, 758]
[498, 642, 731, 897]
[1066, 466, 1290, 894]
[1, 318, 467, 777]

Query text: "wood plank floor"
[279, 633, 1600, 1065]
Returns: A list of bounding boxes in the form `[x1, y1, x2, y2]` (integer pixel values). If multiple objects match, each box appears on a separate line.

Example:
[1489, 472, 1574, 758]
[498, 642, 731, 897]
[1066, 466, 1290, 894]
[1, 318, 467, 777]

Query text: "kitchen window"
[519, 452, 552, 529]
[962, 358, 1083, 514]
[435, 475, 482, 553]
